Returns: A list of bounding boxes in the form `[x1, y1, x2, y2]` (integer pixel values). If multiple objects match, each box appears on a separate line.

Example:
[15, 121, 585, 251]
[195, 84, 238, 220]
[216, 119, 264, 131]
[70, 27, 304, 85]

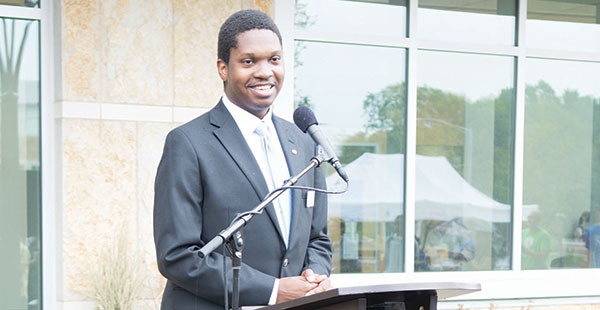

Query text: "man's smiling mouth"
[250, 84, 274, 91]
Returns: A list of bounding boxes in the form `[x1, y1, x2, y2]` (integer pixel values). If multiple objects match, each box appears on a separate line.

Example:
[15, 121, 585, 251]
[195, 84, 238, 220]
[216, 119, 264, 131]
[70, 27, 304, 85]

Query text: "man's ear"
[217, 59, 228, 82]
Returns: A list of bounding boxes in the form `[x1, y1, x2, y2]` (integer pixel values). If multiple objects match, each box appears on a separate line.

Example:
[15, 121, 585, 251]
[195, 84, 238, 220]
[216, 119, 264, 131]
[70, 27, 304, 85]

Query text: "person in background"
[521, 210, 552, 269]
[585, 208, 600, 268]
[574, 211, 590, 242]
[423, 218, 475, 271]
[384, 215, 404, 272]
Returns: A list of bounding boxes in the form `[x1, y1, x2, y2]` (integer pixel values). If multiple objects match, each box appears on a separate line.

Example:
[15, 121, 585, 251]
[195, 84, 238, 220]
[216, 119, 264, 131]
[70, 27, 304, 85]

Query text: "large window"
[527, 0, 600, 52]
[0, 16, 42, 310]
[286, 0, 600, 302]
[418, 0, 517, 45]
[295, 41, 407, 273]
[295, 0, 407, 38]
[522, 59, 600, 270]
[293, 0, 519, 275]
[294, 0, 409, 274]
[415, 51, 515, 271]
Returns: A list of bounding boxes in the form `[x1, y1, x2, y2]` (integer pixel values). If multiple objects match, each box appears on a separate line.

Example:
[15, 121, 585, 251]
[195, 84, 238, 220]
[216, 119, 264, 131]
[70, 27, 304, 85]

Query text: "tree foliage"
[355, 77, 600, 249]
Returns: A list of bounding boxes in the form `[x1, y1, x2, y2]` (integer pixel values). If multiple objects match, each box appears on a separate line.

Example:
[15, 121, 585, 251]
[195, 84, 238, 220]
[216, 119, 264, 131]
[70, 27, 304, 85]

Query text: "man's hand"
[302, 269, 332, 297]
[276, 269, 332, 304]
[276, 276, 318, 303]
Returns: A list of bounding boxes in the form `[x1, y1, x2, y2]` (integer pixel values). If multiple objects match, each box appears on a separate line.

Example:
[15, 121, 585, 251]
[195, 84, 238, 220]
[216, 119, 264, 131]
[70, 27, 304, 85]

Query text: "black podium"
[244, 282, 480, 310]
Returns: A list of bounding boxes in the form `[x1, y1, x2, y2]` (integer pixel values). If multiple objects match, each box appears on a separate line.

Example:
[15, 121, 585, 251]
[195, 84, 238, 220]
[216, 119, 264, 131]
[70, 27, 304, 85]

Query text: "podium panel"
[250, 282, 480, 310]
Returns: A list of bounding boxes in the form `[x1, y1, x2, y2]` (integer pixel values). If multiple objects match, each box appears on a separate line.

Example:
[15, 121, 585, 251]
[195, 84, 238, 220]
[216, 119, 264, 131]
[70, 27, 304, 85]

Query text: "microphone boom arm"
[197, 154, 328, 258]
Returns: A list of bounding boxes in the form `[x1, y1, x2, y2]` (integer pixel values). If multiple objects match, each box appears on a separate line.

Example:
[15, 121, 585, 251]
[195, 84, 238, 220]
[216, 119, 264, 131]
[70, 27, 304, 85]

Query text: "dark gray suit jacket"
[153, 100, 332, 309]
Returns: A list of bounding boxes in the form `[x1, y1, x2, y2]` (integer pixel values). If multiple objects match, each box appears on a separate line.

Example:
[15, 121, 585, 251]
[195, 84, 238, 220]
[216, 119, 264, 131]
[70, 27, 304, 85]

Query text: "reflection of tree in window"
[362, 82, 406, 154]
[0, 17, 41, 308]
[355, 81, 516, 271]
[359, 82, 507, 178]
[359, 81, 515, 204]
[338, 143, 377, 165]
[524, 79, 600, 269]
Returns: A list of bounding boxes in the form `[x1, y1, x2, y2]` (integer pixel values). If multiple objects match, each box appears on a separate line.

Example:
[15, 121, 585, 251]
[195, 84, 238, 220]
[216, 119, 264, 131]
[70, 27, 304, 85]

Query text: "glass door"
[0, 16, 41, 309]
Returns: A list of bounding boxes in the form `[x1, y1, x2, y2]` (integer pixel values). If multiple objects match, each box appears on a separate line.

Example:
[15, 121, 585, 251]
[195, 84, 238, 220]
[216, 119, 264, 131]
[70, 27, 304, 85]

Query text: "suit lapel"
[210, 101, 284, 241]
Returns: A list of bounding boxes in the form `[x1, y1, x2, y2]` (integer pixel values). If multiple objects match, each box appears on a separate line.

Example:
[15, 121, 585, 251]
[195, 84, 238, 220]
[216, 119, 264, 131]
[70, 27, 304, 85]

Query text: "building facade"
[0, 0, 599, 309]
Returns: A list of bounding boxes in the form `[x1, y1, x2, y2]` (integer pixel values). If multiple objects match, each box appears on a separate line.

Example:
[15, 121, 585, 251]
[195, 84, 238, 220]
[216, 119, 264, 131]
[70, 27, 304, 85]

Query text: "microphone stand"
[198, 154, 328, 310]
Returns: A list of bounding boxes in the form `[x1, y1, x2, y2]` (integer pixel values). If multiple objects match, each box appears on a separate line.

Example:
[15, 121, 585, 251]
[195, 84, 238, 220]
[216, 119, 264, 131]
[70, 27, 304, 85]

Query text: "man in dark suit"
[153, 9, 332, 309]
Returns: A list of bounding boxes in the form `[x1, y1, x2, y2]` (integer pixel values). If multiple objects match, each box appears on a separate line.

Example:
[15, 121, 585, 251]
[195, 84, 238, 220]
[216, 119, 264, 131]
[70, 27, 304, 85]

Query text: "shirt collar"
[222, 94, 275, 137]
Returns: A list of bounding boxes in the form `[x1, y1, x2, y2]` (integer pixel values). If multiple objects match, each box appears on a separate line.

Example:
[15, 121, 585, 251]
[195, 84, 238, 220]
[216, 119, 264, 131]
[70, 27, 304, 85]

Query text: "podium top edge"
[335, 281, 481, 299]
[256, 281, 481, 310]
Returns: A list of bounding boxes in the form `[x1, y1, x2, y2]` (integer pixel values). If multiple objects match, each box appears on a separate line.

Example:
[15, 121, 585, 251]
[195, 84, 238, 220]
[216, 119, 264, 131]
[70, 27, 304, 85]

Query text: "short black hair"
[218, 9, 282, 64]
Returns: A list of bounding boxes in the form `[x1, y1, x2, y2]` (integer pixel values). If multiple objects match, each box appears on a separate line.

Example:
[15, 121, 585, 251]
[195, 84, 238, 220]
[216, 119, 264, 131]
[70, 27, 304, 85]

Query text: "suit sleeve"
[303, 145, 333, 276]
[153, 128, 276, 306]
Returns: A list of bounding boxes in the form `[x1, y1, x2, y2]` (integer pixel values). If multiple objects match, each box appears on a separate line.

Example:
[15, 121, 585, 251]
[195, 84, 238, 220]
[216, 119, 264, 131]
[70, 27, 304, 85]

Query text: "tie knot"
[254, 122, 270, 138]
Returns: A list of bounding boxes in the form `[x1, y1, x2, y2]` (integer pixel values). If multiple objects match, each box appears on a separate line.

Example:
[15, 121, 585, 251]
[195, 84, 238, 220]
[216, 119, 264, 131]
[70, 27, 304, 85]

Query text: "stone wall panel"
[174, 0, 242, 108]
[63, 0, 101, 100]
[62, 119, 137, 298]
[101, 0, 174, 105]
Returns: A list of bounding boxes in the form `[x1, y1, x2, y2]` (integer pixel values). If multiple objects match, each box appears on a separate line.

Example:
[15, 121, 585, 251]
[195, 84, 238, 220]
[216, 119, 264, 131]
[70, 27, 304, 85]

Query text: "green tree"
[523, 80, 597, 242]
[362, 82, 406, 154]
[357, 81, 516, 271]
[492, 87, 515, 204]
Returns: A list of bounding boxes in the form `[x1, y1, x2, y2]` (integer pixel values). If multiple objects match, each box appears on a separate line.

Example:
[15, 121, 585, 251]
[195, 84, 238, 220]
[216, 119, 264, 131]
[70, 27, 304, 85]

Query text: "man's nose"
[254, 61, 273, 79]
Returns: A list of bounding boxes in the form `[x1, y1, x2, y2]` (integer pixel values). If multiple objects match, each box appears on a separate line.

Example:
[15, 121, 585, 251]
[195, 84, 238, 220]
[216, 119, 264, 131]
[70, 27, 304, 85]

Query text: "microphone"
[293, 106, 349, 182]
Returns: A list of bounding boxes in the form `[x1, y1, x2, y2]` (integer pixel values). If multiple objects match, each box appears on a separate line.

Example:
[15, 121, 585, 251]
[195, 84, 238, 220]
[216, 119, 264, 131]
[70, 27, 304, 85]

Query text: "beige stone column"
[58, 0, 275, 307]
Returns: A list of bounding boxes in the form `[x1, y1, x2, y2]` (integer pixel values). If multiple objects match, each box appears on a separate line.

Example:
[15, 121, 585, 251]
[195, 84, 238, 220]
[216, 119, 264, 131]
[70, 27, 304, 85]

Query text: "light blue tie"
[254, 122, 291, 247]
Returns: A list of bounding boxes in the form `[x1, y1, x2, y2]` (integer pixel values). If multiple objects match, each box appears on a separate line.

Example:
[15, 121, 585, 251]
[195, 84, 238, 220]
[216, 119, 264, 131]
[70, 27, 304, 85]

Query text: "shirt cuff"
[268, 278, 280, 305]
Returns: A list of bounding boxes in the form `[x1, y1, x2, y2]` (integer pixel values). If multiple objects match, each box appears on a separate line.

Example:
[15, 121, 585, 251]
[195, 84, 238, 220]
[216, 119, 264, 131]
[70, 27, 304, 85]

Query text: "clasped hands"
[276, 269, 331, 303]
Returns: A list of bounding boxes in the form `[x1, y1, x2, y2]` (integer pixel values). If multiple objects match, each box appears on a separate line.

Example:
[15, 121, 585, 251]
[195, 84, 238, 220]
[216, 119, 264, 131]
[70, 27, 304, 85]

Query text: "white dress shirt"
[221, 95, 292, 305]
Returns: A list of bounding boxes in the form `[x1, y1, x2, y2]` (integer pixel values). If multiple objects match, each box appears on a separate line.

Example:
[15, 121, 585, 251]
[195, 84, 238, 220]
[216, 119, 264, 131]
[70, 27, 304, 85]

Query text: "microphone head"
[293, 106, 318, 133]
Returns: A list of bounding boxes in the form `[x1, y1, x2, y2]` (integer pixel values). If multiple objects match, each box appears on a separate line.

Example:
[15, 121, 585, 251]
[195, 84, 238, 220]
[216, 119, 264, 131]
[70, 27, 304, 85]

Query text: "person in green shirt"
[522, 210, 552, 269]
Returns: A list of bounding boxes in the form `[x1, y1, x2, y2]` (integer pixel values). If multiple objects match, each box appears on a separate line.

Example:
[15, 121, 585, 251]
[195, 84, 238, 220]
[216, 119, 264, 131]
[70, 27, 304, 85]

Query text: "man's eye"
[243, 59, 253, 64]
[271, 56, 281, 62]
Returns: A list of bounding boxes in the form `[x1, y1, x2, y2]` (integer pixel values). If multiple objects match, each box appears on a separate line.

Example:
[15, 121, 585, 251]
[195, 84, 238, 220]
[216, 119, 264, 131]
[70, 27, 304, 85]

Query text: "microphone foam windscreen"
[293, 106, 318, 133]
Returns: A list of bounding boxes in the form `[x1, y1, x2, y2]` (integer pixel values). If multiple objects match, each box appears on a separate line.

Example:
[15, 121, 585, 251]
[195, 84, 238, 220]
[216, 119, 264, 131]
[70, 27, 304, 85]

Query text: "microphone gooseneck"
[293, 106, 349, 183]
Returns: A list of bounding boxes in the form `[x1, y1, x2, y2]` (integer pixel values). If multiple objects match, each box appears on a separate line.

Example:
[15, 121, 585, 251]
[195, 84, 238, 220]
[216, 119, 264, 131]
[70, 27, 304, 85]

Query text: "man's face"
[218, 29, 284, 119]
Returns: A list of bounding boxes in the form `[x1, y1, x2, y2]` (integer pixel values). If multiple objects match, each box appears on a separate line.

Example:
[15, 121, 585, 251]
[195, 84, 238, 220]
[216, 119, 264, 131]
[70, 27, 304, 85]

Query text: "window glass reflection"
[0, 18, 41, 309]
[418, 0, 516, 45]
[527, 0, 600, 52]
[295, 41, 406, 273]
[295, 0, 407, 38]
[523, 58, 600, 269]
[416, 50, 515, 271]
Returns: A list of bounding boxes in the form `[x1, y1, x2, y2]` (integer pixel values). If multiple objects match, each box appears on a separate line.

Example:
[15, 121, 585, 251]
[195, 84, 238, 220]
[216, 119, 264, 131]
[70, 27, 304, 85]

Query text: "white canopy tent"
[326, 153, 536, 226]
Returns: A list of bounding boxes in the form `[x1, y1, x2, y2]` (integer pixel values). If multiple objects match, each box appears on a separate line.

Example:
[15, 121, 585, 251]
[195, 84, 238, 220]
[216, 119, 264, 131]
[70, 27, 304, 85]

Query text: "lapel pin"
[291, 149, 298, 155]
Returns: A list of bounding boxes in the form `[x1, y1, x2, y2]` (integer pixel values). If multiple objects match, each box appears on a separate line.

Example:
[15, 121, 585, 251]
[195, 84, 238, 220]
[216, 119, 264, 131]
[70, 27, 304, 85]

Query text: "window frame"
[276, 0, 600, 306]
[0, 2, 56, 309]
